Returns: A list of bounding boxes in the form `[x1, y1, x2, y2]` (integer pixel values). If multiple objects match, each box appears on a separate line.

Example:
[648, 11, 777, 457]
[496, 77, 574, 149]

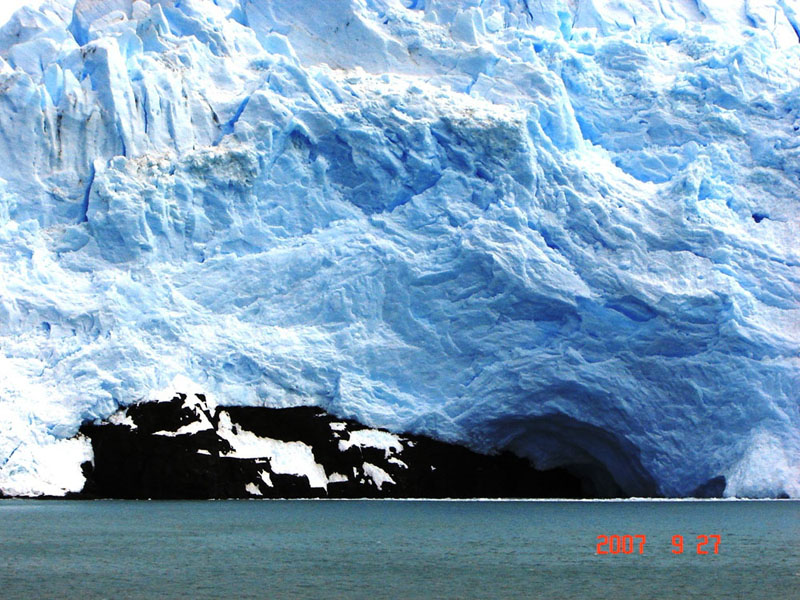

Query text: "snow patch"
[388, 456, 408, 469]
[259, 470, 273, 488]
[217, 412, 329, 489]
[339, 429, 404, 458]
[153, 418, 213, 437]
[362, 463, 395, 491]
[245, 482, 261, 496]
[108, 411, 137, 429]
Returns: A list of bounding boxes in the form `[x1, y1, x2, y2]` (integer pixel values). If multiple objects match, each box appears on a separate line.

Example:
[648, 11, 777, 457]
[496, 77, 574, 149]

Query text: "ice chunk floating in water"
[0, 0, 798, 498]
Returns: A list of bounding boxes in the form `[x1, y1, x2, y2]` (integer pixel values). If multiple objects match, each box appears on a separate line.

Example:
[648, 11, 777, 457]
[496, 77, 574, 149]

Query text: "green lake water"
[1, 499, 797, 599]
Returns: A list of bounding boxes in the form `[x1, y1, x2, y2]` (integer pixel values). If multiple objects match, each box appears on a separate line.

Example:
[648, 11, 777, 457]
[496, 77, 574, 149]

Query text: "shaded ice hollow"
[0, 0, 798, 498]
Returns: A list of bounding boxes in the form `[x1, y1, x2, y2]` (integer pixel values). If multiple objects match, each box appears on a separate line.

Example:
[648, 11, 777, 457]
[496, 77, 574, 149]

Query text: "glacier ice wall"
[0, 0, 798, 497]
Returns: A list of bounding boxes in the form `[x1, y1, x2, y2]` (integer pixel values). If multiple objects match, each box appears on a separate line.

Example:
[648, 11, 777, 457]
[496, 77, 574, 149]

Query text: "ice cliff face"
[0, 0, 798, 498]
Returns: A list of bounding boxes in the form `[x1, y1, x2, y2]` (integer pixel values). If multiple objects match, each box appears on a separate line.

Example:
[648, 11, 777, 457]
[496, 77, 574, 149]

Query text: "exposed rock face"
[80, 394, 597, 499]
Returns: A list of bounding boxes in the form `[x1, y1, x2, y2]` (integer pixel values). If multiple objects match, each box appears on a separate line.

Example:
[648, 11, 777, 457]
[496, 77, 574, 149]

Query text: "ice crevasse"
[0, 0, 797, 498]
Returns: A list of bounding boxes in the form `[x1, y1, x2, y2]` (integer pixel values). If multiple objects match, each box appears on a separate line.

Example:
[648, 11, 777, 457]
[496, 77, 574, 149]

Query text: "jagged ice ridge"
[0, 0, 798, 497]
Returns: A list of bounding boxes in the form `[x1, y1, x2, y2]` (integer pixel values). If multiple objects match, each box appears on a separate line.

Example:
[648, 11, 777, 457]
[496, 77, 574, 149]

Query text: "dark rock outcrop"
[79, 394, 591, 499]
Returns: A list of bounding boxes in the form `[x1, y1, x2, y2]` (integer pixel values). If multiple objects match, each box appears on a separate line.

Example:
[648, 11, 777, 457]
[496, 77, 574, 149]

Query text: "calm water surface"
[1, 500, 797, 599]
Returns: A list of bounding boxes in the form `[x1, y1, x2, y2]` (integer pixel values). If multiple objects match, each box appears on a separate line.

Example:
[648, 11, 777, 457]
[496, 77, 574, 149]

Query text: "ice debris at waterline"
[78, 392, 599, 499]
[0, 0, 798, 499]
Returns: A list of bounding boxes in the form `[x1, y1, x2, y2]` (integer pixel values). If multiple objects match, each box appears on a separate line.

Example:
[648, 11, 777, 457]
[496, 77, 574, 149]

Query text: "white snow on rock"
[388, 457, 408, 470]
[328, 472, 349, 484]
[217, 411, 329, 489]
[153, 388, 215, 436]
[362, 462, 395, 491]
[258, 470, 273, 488]
[0, 0, 798, 498]
[338, 429, 405, 458]
[107, 410, 136, 429]
[152, 418, 212, 438]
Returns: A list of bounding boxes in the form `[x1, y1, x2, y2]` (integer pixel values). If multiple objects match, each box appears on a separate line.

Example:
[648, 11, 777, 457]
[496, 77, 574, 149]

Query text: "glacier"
[0, 0, 798, 498]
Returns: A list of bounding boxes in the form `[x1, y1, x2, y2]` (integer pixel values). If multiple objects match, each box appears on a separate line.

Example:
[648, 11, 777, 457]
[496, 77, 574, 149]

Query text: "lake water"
[1, 500, 797, 599]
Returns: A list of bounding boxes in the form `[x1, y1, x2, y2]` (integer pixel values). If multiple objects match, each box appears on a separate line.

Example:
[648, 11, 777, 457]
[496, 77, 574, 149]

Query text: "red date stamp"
[596, 534, 721, 555]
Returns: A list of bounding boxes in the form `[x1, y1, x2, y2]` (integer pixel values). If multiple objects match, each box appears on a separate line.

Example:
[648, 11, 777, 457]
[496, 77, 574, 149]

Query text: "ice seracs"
[0, 0, 798, 498]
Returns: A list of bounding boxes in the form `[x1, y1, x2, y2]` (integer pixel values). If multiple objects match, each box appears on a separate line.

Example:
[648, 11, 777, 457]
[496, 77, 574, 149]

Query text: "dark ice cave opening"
[495, 413, 660, 498]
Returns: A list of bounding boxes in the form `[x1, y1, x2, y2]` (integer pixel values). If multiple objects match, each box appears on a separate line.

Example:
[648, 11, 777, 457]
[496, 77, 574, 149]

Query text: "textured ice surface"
[0, 0, 798, 498]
